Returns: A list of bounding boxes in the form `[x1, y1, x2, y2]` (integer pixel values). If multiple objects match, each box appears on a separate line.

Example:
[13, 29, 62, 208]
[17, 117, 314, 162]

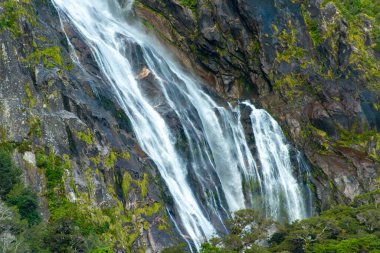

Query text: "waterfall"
[52, 0, 312, 250]
[242, 102, 309, 221]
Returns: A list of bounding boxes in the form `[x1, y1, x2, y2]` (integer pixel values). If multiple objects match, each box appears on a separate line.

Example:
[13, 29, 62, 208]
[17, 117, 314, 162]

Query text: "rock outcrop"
[0, 0, 180, 251]
[134, 0, 380, 210]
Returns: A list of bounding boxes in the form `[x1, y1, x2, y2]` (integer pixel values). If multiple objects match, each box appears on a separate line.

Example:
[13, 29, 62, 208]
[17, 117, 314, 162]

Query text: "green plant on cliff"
[76, 128, 95, 145]
[6, 184, 41, 226]
[321, 0, 380, 86]
[195, 189, 380, 253]
[179, 0, 197, 14]
[26, 46, 64, 69]
[0, 146, 21, 197]
[0, 0, 36, 37]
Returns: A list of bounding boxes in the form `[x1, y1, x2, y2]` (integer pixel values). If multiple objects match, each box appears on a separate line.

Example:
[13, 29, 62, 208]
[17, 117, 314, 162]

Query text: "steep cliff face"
[134, 0, 380, 209]
[0, 0, 379, 252]
[0, 0, 179, 251]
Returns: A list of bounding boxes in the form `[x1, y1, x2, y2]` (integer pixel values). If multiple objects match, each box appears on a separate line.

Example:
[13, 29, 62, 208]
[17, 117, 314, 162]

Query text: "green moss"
[135, 202, 162, 217]
[28, 116, 42, 138]
[18, 148, 143, 251]
[105, 151, 117, 168]
[76, 128, 95, 145]
[179, 0, 197, 15]
[25, 85, 36, 107]
[321, 0, 380, 89]
[33, 146, 166, 251]
[0, 0, 36, 37]
[301, 4, 324, 47]
[122, 171, 149, 199]
[26, 46, 64, 69]
[273, 73, 306, 99]
[90, 153, 102, 167]
[36, 150, 64, 195]
[275, 21, 306, 64]
[249, 40, 261, 55]
[138, 173, 149, 198]
[120, 151, 131, 161]
[122, 171, 132, 196]
[335, 124, 380, 160]
[0, 126, 7, 143]
[90, 247, 115, 253]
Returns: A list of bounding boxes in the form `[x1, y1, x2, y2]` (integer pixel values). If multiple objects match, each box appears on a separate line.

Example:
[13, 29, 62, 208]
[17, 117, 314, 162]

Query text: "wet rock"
[0, 0, 180, 251]
[135, 0, 380, 209]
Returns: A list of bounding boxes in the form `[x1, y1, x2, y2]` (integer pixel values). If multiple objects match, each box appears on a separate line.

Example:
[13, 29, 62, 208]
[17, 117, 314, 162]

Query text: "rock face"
[0, 0, 379, 251]
[0, 0, 180, 251]
[134, 0, 380, 209]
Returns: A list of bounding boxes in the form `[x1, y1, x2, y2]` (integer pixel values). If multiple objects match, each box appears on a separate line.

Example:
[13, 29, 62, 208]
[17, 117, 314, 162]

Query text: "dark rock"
[135, 0, 380, 209]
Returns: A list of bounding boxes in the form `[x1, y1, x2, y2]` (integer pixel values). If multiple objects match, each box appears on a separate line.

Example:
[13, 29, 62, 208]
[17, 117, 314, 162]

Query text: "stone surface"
[0, 0, 180, 251]
[134, 0, 380, 210]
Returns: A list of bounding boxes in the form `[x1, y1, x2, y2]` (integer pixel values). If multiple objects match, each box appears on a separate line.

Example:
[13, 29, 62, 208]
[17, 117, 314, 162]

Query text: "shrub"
[6, 184, 41, 226]
[162, 243, 188, 253]
[0, 147, 21, 198]
[44, 218, 92, 253]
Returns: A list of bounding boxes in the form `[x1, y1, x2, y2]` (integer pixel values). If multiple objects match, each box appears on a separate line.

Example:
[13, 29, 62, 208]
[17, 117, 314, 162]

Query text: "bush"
[44, 218, 92, 253]
[6, 184, 41, 226]
[0, 147, 21, 198]
[162, 243, 188, 253]
[199, 190, 380, 253]
[89, 247, 115, 253]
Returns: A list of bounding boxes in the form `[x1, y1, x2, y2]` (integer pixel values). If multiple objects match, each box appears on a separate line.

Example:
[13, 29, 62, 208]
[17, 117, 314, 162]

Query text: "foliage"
[44, 217, 94, 253]
[26, 46, 64, 69]
[162, 243, 188, 253]
[179, 0, 197, 14]
[0, 0, 36, 37]
[6, 184, 41, 226]
[0, 147, 21, 198]
[321, 0, 380, 86]
[76, 129, 95, 145]
[200, 190, 380, 253]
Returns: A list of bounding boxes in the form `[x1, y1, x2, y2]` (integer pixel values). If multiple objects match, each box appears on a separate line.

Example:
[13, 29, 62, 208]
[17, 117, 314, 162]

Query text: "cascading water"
[242, 102, 310, 221]
[52, 0, 313, 250]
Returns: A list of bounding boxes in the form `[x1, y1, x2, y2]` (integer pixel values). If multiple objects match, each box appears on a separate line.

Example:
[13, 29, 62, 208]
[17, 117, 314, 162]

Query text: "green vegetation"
[28, 116, 42, 138]
[273, 73, 306, 99]
[26, 46, 64, 69]
[104, 150, 117, 168]
[6, 184, 41, 226]
[0, 146, 115, 252]
[32, 149, 165, 252]
[24, 85, 36, 107]
[0, 0, 36, 37]
[76, 128, 95, 145]
[0, 145, 43, 251]
[275, 21, 306, 64]
[0, 146, 21, 197]
[196, 189, 380, 253]
[337, 126, 380, 160]
[179, 0, 197, 15]
[320, 0, 380, 86]
[301, 5, 323, 47]
[162, 188, 380, 253]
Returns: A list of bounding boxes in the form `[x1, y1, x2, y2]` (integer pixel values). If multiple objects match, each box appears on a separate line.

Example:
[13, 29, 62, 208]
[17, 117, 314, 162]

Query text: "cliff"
[0, 0, 379, 252]
[134, 0, 380, 209]
[0, 0, 180, 252]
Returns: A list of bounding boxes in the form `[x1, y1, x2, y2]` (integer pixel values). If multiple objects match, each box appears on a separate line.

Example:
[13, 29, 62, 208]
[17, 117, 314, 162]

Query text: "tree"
[6, 185, 41, 226]
[0, 201, 23, 253]
[0, 148, 21, 198]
